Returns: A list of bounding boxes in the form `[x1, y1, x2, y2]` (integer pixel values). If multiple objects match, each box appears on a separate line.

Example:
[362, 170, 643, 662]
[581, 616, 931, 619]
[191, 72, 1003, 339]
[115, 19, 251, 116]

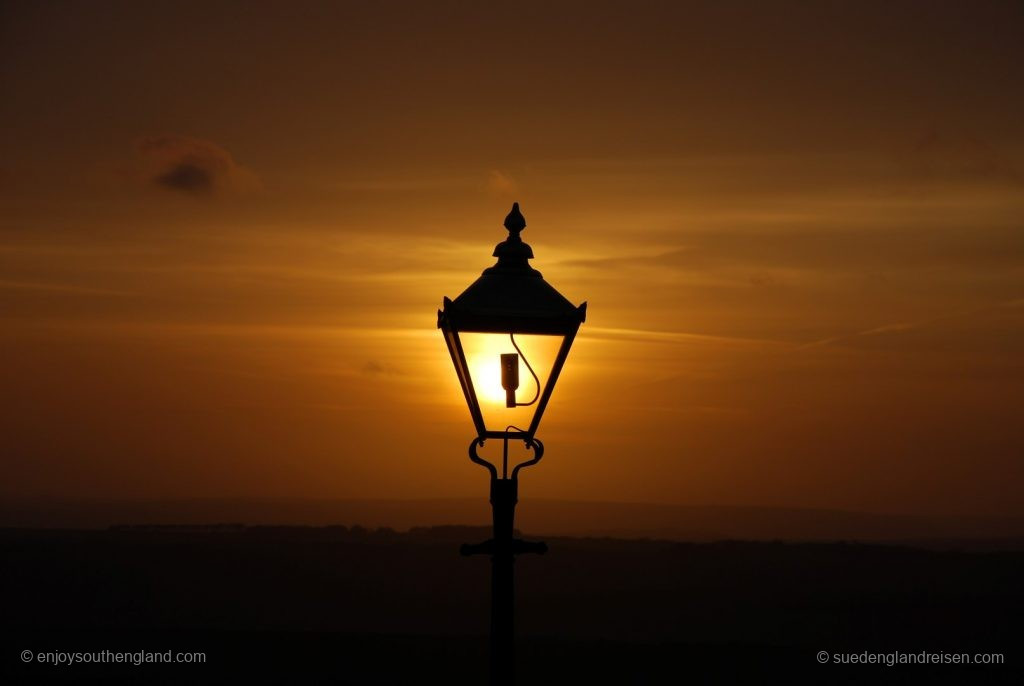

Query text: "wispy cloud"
[583, 325, 791, 350]
[486, 170, 519, 197]
[0, 279, 135, 297]
[801, 299, 1024, 349]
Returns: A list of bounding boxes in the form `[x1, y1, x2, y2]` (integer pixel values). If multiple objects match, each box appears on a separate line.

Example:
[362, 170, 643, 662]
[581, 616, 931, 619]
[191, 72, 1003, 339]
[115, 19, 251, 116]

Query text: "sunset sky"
[2, 0, 1022, 517]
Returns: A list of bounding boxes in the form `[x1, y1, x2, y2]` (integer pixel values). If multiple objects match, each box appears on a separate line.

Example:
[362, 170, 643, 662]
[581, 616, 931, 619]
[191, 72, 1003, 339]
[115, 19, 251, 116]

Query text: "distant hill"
[3, 497, 1023, 546]
[3, 526, 1022, 682]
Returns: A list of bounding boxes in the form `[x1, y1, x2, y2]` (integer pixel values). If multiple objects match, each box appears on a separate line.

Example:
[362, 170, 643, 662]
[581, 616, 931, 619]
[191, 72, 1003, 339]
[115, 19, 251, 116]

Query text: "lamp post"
[438, 203, 586, 686]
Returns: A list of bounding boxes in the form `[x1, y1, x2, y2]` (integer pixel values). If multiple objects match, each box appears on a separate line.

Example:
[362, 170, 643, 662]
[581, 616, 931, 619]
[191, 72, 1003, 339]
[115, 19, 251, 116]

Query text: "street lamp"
[437, 202, 586, 685]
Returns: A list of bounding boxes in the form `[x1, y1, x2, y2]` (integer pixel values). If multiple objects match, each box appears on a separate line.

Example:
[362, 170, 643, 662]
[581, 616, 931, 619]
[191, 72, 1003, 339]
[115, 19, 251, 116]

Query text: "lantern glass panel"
[458, 331, 567, 434]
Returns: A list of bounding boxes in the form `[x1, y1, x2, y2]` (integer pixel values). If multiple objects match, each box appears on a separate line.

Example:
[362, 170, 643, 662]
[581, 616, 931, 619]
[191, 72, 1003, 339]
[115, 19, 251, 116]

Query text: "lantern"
[438, 203, 586, 444]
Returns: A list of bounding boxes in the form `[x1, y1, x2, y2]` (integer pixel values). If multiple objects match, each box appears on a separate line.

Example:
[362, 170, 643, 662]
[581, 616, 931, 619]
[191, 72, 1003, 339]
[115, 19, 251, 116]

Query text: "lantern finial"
[491, 202, 535, 270]
[503, 202, 526, 239]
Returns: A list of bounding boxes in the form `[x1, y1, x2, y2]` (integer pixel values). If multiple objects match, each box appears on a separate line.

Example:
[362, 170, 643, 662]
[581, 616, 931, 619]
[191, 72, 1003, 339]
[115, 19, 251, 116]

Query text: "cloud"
[155, 162, 212, 193]
[135, 134, 260, 196]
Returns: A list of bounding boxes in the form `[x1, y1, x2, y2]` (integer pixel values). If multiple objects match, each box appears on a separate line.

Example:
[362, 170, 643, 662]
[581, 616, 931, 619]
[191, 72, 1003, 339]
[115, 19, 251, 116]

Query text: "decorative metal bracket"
[462, 436, 547, 558]
[468, 436, 544, 481]
[468, 437, 498, 479]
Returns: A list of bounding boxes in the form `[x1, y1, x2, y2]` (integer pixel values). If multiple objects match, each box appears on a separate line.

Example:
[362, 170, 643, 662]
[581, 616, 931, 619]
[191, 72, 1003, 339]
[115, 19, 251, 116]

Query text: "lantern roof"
[439, 203, 587, 335]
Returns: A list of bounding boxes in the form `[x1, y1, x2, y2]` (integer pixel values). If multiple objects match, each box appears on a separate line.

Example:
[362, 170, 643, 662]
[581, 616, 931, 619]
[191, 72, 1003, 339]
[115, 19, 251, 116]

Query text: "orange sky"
[1, 1, 1022, 516]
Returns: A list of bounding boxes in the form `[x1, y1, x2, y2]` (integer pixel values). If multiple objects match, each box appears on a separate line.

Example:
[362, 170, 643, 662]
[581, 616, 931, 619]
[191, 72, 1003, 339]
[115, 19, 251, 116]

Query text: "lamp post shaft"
[490, 478, 517, 686]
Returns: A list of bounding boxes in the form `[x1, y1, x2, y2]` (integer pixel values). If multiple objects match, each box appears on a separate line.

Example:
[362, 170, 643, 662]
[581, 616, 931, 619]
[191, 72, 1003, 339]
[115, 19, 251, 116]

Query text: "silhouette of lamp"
[437, 202, 586, 686]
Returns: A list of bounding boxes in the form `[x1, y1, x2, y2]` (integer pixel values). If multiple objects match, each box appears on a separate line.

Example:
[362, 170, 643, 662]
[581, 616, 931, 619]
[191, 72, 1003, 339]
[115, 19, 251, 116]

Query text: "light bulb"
[500, 353, 519, 408]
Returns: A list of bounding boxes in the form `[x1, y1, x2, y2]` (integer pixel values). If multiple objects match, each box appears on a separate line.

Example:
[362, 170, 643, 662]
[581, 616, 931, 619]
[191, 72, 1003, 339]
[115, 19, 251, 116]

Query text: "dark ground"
[2, 525, 1021, 683]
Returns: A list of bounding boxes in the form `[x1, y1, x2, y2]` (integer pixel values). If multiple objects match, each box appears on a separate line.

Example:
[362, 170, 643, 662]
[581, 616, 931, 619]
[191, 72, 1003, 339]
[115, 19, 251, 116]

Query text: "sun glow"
[468, 352, 514, 407]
